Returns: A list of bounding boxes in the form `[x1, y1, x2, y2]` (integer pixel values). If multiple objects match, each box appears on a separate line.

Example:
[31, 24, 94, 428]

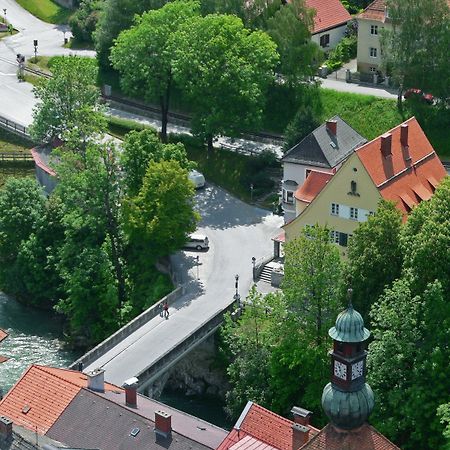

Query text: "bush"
[325, 36, 357, 72]
[69, 0, 103, 43]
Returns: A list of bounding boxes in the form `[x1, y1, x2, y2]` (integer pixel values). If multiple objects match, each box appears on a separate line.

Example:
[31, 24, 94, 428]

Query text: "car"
[404, 88, 434, 105]
[184, 234, 209, 251]
[188, 170, 206, 189]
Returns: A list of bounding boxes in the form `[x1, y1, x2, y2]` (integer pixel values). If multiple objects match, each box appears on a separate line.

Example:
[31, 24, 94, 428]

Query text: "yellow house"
[282, 117, 447, 258]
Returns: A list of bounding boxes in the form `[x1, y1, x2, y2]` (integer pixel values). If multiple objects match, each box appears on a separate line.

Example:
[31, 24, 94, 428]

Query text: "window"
[370, 25, 378, 35]
[351, 181, 357, 194]
[350, 207, 359, 220]
[330, 230, 340, 244]
[369, 67, 377, 73]
[282, 189, 294, 204]
[339, 232, 348, 247]
[320, 34, 330, 48]
[331, 203, 340, 216]
[370, 47, 378, 58]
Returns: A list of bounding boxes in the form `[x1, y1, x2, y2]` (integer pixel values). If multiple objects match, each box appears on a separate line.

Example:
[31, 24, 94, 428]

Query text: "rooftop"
[282, 116, 366, 170]
[306, 0, 351, 33]
[294, 171, 333, 204]
[355, 117, 447, 217]
[357, 0, 387, 22]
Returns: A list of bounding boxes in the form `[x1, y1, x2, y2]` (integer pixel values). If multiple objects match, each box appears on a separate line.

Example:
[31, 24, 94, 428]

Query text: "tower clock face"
[351, 360, 364, 380]
[334, 360, 347, 380]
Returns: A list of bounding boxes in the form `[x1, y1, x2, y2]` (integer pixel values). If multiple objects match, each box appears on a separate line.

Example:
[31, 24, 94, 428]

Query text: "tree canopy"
[110, 0, 200, 141]
[172, 13, 279, 151]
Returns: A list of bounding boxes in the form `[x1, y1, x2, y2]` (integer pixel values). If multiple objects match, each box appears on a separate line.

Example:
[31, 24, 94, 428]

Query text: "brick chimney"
[154, 410, 172, 438]
[326, 120, 337, 136]
[400, 123, 409, 147]
[123, 377, 139, 408]
[292, 423, 309, 450]
[291, 406, 312, 426]
[380, 133, 392, 157]
[86, 368, 105, 393]
[0, 416, 13, 441]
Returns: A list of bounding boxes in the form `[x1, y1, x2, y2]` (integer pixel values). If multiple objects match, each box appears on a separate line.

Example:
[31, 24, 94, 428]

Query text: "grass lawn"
[15, 0, 73, 24]
[0, 127, 33, 153]
[0, 29, 18, 40]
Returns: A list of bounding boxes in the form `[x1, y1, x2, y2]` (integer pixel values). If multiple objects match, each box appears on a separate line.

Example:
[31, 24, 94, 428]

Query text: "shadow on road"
[195, 185, 272, 230]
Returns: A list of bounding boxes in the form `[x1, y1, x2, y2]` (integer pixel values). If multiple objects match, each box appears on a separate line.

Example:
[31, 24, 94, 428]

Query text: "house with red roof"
[283, 117, 447, 257]
[306, 0, 352, 50]
[0, 364, 228, 450]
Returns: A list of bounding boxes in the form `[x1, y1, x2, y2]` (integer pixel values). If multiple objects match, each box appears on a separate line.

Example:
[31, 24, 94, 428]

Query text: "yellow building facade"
[284, 153, 382, 257]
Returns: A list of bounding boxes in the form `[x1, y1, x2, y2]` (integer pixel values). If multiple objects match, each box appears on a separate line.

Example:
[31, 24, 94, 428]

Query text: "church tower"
[321, 289, 375, 430]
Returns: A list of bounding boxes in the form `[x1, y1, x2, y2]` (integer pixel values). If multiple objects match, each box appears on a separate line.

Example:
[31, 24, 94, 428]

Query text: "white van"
[189, 170, 206, 189]
[184, 234, 209, 250]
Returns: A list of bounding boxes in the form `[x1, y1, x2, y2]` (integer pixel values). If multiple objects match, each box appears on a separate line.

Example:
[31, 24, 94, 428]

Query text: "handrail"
[0, 115, 30, 138]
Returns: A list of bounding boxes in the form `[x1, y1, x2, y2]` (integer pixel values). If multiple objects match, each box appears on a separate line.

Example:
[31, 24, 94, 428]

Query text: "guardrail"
[254, 253, 274, 280]
[0, 115, 30, 138]
[0, 152, 33, 162]
[69, 286, 184, 371]
[137, 302, 236, 390]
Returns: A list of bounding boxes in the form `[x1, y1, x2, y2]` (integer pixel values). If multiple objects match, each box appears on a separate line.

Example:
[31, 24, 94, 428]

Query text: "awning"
[272, 231, 285, 243]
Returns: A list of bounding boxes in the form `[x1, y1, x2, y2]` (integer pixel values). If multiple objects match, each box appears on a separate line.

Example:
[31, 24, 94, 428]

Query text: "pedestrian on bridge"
[163, 301, 169, 319]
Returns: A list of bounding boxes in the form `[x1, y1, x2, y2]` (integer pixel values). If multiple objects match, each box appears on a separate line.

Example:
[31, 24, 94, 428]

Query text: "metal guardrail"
[0, 115, 30, 137]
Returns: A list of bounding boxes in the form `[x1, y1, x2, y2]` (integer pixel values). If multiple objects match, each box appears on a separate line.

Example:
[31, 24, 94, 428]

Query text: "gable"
[306, 0, 351, 33]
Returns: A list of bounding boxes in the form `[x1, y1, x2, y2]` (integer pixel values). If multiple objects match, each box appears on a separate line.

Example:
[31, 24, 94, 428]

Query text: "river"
[0, 292, 80, 394]
[0, 292, 231, 429]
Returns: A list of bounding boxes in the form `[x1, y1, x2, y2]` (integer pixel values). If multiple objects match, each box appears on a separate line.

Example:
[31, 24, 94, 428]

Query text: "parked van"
[184, 234, 209, 250]
[189, 170, 206, 189]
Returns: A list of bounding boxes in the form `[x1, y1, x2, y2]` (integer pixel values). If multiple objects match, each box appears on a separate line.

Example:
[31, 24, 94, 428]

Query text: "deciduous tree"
[110, 1, 200, 142]
[172, 14, 279, 152]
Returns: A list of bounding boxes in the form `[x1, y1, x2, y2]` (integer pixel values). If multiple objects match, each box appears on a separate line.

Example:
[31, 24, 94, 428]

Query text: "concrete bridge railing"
[137, 302, 237, 393]
[69, 286, 184, 371]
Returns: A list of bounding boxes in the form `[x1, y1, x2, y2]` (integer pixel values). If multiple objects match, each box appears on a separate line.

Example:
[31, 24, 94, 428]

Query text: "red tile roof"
[230, 435, 278, 450]
[0, 329, 7, 342]
[0, 356, 8, 363]
[0, 365, 120, 434]
[218, 403, 320, 450]
[299, 423, 400, 450]
[306, 0, 351, 33]
[356, 117, 446, 217]
[294, 171, 333, 203]
[358, 0, 386, 21]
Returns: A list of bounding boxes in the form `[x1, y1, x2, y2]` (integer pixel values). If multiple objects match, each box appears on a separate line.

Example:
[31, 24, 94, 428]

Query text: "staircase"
[258, 265, 273, 284]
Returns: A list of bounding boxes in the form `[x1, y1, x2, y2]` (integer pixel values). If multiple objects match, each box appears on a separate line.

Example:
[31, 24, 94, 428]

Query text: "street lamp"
[252, 256, 256, 282]
[234, 274, 241, 306]
[196, 255, 200, 280]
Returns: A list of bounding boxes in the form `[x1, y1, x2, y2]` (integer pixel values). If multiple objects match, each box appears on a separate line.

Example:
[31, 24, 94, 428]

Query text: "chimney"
[400, 123, 409, 147]
[123, 377, 139, 408]
[292, 423, 310, 450]
[380, 133, 392, 157]
[0, 416, 13, 441]
[86, 368, 105, 393]
[154, 410, 172, 438]
[291, 406, 313, 426]
[326, 120, 337, 136]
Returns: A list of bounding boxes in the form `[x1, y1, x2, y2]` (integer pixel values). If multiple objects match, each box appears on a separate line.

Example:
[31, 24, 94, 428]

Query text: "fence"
[0, 115, 30, 139]
[0, 152, 33, 162]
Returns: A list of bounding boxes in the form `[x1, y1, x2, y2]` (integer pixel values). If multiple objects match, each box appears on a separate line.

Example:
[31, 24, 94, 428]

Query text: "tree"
[381, 0, 450, 103]
[368, 275, 450, 450]
[401, 176, 450, 294]
[267, 0, 321, 85]
[94, 0, 167, 68]
[437, 403, 450, 450]
[345, 200, 403, 321]
[121, 129, 193, 196]
[283, 84, 322, 152]
[110, 1, 200, 142]
[69, 0, 104, 43]
[123, 159, 199, 260]
[172, 14, 279, 152]
[0, 178, 46, 296]
[29, 56, 101, 143]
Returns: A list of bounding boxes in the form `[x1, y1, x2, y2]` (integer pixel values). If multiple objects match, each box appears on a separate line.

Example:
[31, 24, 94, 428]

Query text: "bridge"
[71, 186, 283, 393]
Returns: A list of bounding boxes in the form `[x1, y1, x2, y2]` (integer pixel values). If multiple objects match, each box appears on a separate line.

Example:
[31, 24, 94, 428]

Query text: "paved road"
[0, 0, 94, 125]
[320, 77, 397, 99]
[84, 185, 283, 386]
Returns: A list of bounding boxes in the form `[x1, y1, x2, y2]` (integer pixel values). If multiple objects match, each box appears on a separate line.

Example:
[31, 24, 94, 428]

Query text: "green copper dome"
[322, 382, 375, 429]
[328, 305, 370, 343]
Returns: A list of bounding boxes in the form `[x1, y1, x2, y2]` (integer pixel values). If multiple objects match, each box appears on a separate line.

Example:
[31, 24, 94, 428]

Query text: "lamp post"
[252, 256, 256, 282]
[234, 274, 240, 306]
[196, 255, 200, 280]
[250, 183, 254, 201]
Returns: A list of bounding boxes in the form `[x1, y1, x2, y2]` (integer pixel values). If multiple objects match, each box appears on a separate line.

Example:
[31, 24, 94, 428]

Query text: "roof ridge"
[35, 365, 86, 390]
